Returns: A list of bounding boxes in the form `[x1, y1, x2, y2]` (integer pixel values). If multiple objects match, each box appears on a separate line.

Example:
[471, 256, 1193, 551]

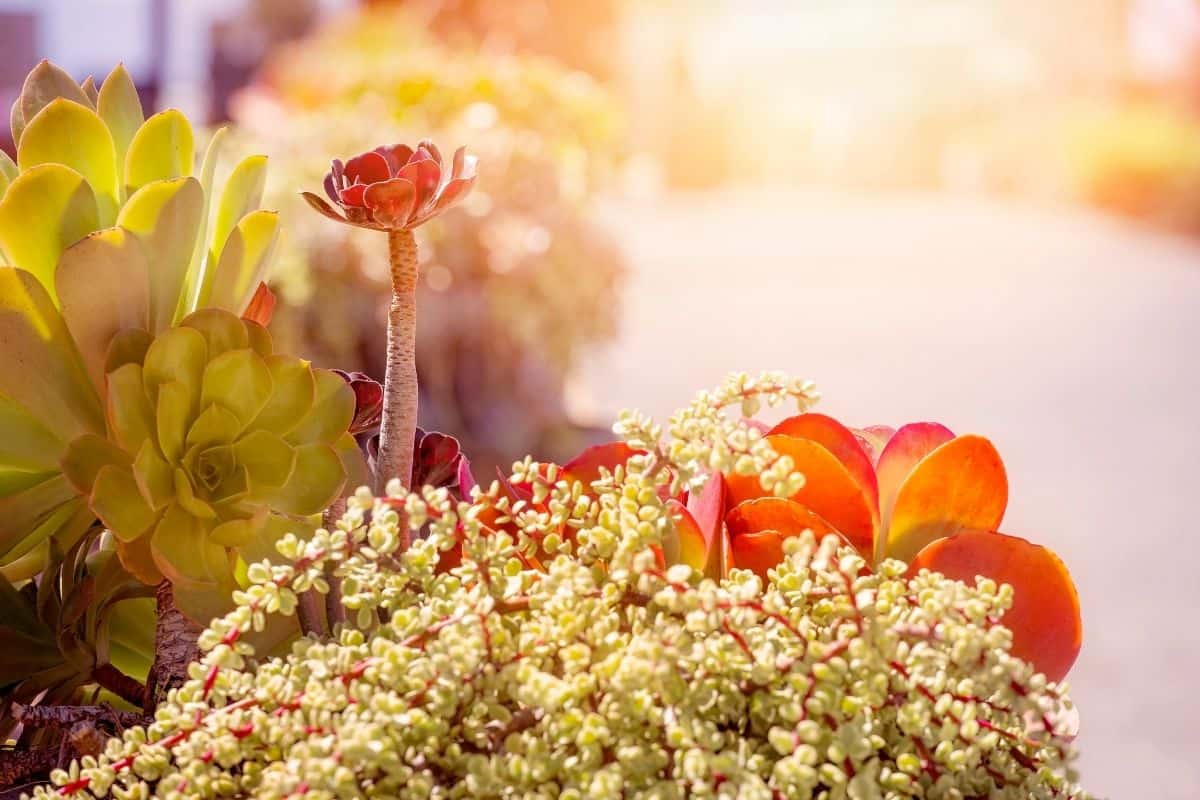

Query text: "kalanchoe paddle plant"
[29, 374, 1089, 799]
[303, 141, 477, 515]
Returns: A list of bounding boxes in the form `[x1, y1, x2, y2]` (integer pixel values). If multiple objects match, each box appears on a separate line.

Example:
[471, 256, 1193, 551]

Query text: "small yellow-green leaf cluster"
[31, 377, 1087, 800]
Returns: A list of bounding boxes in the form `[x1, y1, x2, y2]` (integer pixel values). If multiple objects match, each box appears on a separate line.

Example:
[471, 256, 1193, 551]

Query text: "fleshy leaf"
[105, 363, 153, 453]
[203, 209, 280, 313]
[117, 177, 204, 332]
[209, 154, 268, 267]
[179, 127, 228, 322]
[263, 443, 345, 516]
[285, 369, 354, 446]
[91, 464, 158, 542]
[186, 404, 243, 450]
[0, 393, 65, 473]
[875, 422, 955, 538]
[0, 150, 17, 198]
[242, 282, 276, 326]
[181, 308, 248, 358]
[729, 531, 788, 580]
[80, 76, 99, 106]
[156, 381, 192, 464]
[0, 164, 100, 296]
[104, 328, 153, 374]
[907, 530, 1082, 681]
[96, 63, 144, 189]
[666, 499, 707, 573]
[0, 267, 105, 439]
[115, 534, 163, 585]
[209, 516, 261, 548]
[61, 434, 131, 495]
[149, 502, 228, 587]
[684, 472, 728, 579]
[55, 227, 150, 389]
[124, 109, 194, 195]
[725, 497, 838, 540]
[201, 349, 273, 428]
[253, 356, 316, 436]
[561, 442, 641, 488]
[17, 98, 119, 224]
[885, 434, 1008, 563]
[142, 325, 207, 409]
[18, 61, 90, 134]
[725, 434, 876, 558]
[235, 430, 296, 489]
[132, 440, 173, 509]
[769, 413, 879, 513]
[0, 476, 81, 561]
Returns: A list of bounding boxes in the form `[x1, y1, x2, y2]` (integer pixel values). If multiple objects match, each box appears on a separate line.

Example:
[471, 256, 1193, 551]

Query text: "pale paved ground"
[580, 189, 1200, 799]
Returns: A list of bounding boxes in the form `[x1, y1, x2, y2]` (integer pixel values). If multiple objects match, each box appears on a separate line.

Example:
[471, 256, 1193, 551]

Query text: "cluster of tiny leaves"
[31, 374, 1087, 800]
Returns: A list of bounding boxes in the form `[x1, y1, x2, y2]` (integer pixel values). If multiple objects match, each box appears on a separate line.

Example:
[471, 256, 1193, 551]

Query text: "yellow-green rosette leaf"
[209, 513, 264, 548]
[0, 394, 64, 474]
[104, 328, 154, 375]
[55, 227, 150, 390]
[186, 404, 243, 450]
[105, 362, 154, 453]
[9, 99, 24, 149]
[0, 267, 104, 439]
[80, 76, 99, 106]
[201, 209, 279, 312]
[132, 440, 173, 509]
[18, 60, 90, 135]
[0, 476, 81, 561]
[181, 307, 248, 358]
[156, 381, 192, 464]
[334, 432, 371, 494]
[235, 430, 296, 490]
[252, 356, 316, 437]
[91, 465, 158, 542]
[142, 325, 207, 409]
[124, 109, 194, 195]
[178, 127, 227, 322]
[0, 150, 17, 200]
[286, 369, 355, 446]
[210, 154, 268, 264]
[117, 177, 203, 332]
[149, 502, 227, 587]
[60, 434, 131, 496]
[0, 164, 100, 296]
[201, 349, 273, 427]
[17, 98, 120, 225]
[244, 319, 273, 357]
[96, 63, 144, 190]
[263, 443, 346, 516]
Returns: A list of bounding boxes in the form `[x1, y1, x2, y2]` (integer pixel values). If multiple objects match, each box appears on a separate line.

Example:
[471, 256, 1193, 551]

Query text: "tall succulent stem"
[145, 581, 201, 711]
[375, 229, 420, 519]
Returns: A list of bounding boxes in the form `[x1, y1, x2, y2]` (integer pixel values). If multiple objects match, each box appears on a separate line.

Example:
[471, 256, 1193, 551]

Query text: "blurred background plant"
[223, 3, 625, 474]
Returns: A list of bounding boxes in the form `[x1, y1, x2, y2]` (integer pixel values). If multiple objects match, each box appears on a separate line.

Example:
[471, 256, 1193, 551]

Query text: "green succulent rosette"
[58, 309, 364, 618]
[0, 61, 296, 590]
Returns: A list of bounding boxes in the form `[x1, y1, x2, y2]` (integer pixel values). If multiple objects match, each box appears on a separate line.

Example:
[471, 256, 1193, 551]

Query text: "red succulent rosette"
[303, 140, 477, 230]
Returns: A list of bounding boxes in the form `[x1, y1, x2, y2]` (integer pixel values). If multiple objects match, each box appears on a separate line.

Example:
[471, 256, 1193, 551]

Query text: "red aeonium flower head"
[303, 140, 477, 231]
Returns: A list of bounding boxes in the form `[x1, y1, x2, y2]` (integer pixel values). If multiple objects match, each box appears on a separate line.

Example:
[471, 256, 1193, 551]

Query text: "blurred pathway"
[582, 189, 1200, 799]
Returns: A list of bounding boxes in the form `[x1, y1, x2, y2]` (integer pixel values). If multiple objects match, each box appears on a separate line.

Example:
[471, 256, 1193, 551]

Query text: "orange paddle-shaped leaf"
[729, 531, 787, 580]
[907, 530, 1082, 682]
[875, 422, 954, 534]
[725, 434, 876, 557]
[725, 497, 837, 539]
[561, 442, 642, 487]
[668, 499, 709, 573]
[682, 472, 728, 579]
[770, 413, 880, 512]
[884, 434, 1007, 563]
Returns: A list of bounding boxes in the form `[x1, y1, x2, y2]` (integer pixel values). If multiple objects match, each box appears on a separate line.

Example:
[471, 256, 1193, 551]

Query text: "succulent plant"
[0, 60, 286, 581]
[58, 308, 364, 619]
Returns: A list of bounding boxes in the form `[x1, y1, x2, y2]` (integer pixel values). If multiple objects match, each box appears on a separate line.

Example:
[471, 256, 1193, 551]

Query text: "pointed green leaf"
[263, 443, 345, 516]
[0, 267, 104, 439]
[61, 433, 131, 495]
[17, 98, 120, 225]
[105, 362, 153, 453]
[210, 155, 267, 260]
[55, 227, 150, 389]
[19, 61, 90, 130]
[0, 475, 81, 561]
[252, 356, 316, 436]
[178, 127, 227, 322]
[201, 209, 279, 313]
[142, 325, 207, 408]
[0, 393, 65, 472]
[96, 63, 144, 192]
[133, 439, 173, 509]
[124, 109, 194, 195]
[286, 368, 354, 446]
[156, 381, 191, 464]
[104, 328, 153, 374]
[185, 403, 243, 449]
[118, 177, 203, 332]
[0, 538, 50, 583]
[201, 349, 273, 426]
[91, 465, 158, 543]
[235, 430, 296, 489]
[181, 308, 248, 358]
[0, 164, 100, 296]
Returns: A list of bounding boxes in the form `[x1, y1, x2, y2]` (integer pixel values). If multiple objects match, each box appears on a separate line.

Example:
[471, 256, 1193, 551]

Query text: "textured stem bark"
[322, 498, 347, 628]
[296, 589, 326, 638]
[145, 581, 201, 712]
[90, 664, 146, 708]
[375, 229, 420, 523]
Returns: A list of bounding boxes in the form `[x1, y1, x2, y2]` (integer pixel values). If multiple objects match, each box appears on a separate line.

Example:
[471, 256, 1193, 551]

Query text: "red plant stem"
[375, 228, 419, 534]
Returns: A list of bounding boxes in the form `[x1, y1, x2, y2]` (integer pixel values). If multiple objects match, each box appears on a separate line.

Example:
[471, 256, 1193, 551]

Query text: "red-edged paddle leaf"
[885, 434, 1008, 563]
[725, 497, 838, 539]
[667, 499, 708, 573]
[670, 473, 729, 579]
[725, 434, 875, 558]
[852, 424, 896, 465]
[876, 422, 955, 535]
[729, 531, 787, 580]
[770, 413, 880, 513]
[907, 530, 1082, 682]
[561, 442, 642, 487]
